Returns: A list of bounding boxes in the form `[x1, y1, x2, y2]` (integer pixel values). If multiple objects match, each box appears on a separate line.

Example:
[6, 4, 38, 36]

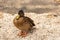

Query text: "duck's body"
[13, 10, 35, 37]
[13, 16, 35, 32]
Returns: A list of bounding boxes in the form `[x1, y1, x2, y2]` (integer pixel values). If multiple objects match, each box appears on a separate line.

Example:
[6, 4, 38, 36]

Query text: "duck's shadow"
[29, 28, 37, 34]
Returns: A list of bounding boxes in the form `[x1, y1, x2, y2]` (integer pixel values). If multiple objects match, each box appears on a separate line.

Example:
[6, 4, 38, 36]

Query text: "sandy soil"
[0, 0, 60, 40]
[0, 12, 60, 40]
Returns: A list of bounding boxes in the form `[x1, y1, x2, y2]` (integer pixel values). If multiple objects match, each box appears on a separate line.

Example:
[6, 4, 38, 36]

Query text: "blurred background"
[0, 0, 60, 14]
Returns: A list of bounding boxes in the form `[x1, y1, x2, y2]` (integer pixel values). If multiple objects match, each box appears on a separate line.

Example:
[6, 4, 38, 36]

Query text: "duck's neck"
[19, 15, 24, 17]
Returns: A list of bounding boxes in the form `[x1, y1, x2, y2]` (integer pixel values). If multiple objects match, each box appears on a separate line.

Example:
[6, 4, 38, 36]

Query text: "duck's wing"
[24, 17, 35, 26]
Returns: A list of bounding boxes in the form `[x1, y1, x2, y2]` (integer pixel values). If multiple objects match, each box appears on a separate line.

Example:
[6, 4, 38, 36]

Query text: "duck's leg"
[18, 30, 28, 37]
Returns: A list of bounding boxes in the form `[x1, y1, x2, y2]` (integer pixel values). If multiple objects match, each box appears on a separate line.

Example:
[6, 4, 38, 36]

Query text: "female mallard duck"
[13, 10, 35, 37]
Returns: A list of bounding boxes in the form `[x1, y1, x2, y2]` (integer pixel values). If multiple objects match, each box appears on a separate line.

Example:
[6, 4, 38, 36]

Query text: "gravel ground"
[0, 12, 60, 40]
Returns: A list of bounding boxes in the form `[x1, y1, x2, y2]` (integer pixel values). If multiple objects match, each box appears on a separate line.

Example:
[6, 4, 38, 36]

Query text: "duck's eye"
[16, 15, 20, 20]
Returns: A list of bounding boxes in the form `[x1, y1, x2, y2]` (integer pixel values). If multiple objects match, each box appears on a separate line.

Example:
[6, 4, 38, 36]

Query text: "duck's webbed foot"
[17, 30, 28, 37]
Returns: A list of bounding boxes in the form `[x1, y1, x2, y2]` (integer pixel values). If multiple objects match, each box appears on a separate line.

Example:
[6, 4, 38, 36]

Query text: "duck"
[13, 10, 35, 37]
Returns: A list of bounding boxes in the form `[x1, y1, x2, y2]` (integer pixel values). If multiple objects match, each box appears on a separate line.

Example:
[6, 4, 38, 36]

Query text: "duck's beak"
[16, 15, 20, 20]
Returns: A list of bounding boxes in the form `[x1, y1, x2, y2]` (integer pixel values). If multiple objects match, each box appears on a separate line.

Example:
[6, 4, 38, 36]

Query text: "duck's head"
[16, 10, 24, 20]
[18, 10, 24, 17]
